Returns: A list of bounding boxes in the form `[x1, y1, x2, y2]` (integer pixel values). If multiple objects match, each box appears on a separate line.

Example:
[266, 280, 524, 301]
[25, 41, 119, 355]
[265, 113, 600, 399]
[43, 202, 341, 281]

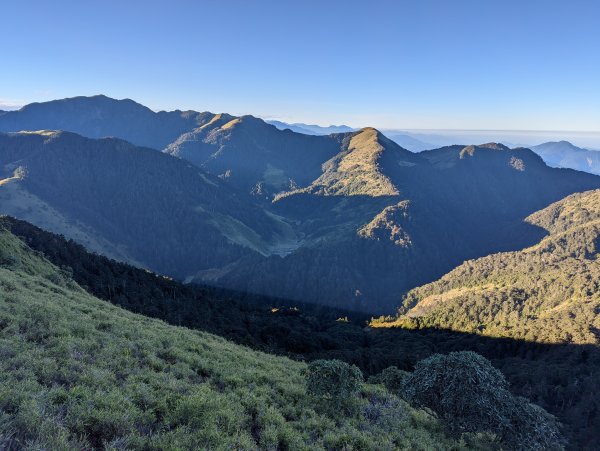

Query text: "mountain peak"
[19, 94, 151, 113]
[290, 127, 422, 197]
[0, 96, 213, 149]
[479, 142, 510, 150]
[216, 115, 274, 132]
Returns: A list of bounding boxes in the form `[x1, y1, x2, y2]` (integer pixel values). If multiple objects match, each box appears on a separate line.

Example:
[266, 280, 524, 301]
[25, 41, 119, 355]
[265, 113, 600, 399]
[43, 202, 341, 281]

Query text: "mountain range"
[531, 140, 600, 175]
[248, 121, 600, 173]
[266, 120, 355, 135]
[0, 131, 294, 275]
[2, 96, 600, 312]
[3, 95, 600, 448]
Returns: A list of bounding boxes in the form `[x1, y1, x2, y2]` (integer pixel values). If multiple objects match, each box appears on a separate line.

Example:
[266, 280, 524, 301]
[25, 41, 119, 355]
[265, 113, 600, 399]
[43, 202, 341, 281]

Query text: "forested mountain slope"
[373, 189, 600, 344]
[216, 140, 600, 311]
[0, 131, 294, 277]
[165, 114, 343, 199]
[3, 96, 600, 313]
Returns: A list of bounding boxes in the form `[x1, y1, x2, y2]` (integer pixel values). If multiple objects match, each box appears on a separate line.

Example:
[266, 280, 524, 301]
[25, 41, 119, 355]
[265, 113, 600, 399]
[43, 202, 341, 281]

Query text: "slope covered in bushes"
[2, 215, 597, 449]
[374, 189, 600, 345]
[0, 228, 464, 450]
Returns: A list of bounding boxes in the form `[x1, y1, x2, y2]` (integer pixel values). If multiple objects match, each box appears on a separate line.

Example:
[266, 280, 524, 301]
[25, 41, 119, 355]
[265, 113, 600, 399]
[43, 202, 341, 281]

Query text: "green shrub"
[402, 351, 564, 449]
[368, 365, 409, 394]
[361, 387, 407, 432]
[499, 396, 564, 451]
[305, 359, 363, 415]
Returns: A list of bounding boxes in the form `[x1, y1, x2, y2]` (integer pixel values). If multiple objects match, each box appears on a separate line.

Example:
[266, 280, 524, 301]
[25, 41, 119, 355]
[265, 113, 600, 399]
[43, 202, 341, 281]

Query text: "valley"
[2, 96, 600, 313]
[3, 3, 599, 449]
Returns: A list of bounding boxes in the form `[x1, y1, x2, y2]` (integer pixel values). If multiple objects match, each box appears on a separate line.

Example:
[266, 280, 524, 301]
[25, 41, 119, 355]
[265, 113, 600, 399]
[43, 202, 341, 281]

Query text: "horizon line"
[3, 95, 600, 135]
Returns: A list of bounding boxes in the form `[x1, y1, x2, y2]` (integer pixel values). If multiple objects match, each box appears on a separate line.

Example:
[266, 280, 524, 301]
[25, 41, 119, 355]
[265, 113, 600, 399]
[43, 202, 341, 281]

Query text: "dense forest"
[3, 216, 598, 449]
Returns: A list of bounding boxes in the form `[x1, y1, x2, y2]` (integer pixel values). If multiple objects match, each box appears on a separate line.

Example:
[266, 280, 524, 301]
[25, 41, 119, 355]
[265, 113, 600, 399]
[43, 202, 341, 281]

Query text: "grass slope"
[0, 229, 463, 450]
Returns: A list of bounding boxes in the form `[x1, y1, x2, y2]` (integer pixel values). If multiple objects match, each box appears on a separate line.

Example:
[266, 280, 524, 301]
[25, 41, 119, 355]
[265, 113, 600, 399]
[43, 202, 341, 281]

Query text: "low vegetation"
[3, 216, 597, 449]
[401, 352, 563, 450]
[0, 228, 471, 449]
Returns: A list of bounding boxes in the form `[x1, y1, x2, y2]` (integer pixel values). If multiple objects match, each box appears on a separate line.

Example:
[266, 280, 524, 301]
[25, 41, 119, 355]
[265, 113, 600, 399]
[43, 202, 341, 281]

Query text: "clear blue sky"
[1, 0, 599, 130]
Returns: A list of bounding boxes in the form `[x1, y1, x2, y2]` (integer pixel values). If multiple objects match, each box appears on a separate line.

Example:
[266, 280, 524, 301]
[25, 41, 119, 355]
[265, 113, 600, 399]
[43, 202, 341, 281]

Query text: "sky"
[1, 0, 599, 131]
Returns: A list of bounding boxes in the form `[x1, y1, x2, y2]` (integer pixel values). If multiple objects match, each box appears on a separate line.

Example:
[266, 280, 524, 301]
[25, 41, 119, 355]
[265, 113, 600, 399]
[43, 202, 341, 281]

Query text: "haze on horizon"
[1, 0, 599, 132]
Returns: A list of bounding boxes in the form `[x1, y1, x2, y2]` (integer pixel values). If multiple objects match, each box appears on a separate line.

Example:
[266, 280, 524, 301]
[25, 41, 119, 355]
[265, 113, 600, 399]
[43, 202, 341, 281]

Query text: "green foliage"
[499, 396, 565, 451]
[402, 352, 509, 436]
[386, 189, 600, 345]
[368, 366, 409, 394]
[402, 351, 563, 449]
[0, 229, 466, 450]
[305, 359, 363, 415]
[5, 216, 599, 448]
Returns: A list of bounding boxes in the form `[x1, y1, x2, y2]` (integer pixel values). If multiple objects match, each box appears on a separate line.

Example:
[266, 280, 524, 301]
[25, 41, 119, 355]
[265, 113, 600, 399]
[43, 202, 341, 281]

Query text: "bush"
[402, 351, 564, 449]
[361, 388, 407, 431]
[368, 366, 409, 394]
[305, 359, 363, 414]
[500, 396, 564, 451]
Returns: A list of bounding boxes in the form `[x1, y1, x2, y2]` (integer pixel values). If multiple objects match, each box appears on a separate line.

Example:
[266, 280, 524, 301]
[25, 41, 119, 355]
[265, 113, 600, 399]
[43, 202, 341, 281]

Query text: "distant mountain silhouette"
[0, 95, 212, 149]
[385, 133, 435, 151]
[265, 120, 316, 135]
[531, 140, 600, 175]
[267, 120, 355, 135]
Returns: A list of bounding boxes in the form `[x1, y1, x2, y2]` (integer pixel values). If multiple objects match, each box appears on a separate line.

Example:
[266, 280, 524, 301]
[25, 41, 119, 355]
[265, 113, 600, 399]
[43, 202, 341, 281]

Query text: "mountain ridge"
[0, 94, 215, 149]
[0, 130, 294, 277]
[3, 95, 600, 312]
[373, 189, 600, 344]
[531, 140, 600, 175]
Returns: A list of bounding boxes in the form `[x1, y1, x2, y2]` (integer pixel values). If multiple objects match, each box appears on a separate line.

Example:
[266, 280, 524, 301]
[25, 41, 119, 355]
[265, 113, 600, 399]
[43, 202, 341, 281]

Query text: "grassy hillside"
[4, 216, 595, 448]
[0, 229, 466, 450]
[372, 189, 600, 344]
